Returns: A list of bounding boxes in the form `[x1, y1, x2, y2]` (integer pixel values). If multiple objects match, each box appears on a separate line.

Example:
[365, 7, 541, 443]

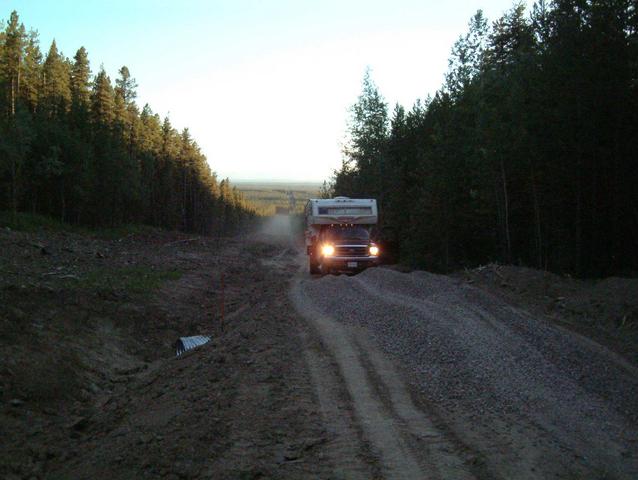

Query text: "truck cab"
[305, 197, 379, 274]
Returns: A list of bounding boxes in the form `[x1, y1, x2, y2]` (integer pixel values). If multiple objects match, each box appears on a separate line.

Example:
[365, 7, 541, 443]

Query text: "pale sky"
[5, 0, 532, 182]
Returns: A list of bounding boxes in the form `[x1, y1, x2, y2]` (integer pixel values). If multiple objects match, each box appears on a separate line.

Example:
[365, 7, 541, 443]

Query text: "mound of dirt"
[459, 263, 638, 363]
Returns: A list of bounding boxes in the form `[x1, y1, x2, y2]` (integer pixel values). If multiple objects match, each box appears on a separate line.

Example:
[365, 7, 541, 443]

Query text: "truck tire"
[309, 256, 320, 274]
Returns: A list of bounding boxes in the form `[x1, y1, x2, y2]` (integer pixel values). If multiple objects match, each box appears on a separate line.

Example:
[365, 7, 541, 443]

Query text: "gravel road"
[295, 265, 638, 479]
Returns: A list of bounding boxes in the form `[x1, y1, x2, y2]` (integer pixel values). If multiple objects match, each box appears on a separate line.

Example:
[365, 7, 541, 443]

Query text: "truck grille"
[334, 245, 368, 257]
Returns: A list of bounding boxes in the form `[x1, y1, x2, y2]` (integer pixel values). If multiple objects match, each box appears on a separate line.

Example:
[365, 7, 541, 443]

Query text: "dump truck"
[304, 197, 380, 274]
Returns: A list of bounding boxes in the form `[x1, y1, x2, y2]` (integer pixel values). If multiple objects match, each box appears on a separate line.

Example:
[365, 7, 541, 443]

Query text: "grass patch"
[65, 266, 183, 294]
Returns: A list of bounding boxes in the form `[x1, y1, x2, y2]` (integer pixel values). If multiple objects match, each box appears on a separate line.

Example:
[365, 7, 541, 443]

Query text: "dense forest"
[329, 0, 638, 277]
[0, 11, 254, 234]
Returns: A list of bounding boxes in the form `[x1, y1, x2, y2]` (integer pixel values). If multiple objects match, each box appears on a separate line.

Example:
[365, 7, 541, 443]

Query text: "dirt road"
[1, 220, 637, 479]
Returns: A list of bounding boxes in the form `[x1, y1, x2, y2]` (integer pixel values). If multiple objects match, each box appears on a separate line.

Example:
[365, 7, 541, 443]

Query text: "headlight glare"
[369, 245, 379, 256]
[321, 244, 335, 256]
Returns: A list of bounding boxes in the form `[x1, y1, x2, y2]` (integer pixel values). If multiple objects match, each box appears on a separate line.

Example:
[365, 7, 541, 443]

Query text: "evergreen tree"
[70, 47, 91, 110]
[445, 10, 488, 98]
[336, 68, 388, 199]
[114, 65, 137, 104]
[42, 39, 71, 117]
[91, 66, 115, 125]
[20, 29, 41, 113]
[2, 10, 25, 117]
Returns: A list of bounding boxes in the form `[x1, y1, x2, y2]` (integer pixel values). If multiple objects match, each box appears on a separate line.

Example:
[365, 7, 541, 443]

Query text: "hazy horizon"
[232, 179, 323, 185]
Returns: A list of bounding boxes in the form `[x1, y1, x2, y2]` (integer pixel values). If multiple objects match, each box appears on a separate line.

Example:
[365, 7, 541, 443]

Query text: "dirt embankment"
[458, 264, 638, 364]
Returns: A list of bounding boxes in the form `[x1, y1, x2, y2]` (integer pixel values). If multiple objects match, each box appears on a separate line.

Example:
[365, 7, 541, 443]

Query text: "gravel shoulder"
[298, 266, 638, 479]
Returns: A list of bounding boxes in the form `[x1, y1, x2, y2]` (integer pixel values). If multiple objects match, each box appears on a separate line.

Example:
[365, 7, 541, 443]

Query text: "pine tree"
[91, 66, 115, 125]
[114, 66, 136, 135]
[445, 10, 488, 98]
[70, 47, 91, 109]
[349, 69, 388, 173]
[42, 40, 71, 117]
[115, 66, 137, 104]
[336, 69, 388, 199]
[20, 29, 42, 113]
[2, 11, 25, 117]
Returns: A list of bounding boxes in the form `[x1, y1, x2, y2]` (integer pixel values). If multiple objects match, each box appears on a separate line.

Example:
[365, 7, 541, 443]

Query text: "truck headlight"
[321, 244, 335, 256]
[369, 245, 379, 256]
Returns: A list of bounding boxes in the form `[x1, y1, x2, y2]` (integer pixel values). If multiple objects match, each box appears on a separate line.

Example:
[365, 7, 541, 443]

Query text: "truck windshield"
[323, 226, 370, 243]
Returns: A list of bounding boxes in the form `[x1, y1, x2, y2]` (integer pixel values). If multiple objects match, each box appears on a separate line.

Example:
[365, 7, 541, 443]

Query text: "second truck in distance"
[304, 197, 380, 275]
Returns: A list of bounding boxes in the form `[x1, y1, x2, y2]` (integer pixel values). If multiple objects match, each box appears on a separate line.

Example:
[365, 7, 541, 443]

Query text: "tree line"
[329, 0, 638, 277]
[0, 11, 254, 234]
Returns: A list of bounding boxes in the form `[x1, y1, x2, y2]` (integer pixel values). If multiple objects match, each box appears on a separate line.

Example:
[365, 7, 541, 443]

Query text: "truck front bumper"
[321, 256, 379, 271]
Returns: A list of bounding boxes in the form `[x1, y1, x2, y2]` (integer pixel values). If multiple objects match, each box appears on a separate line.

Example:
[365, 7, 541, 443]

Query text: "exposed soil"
[1, 219, 637, 479]
[0, 223, 331, 479]
[456, 264, 638, 365]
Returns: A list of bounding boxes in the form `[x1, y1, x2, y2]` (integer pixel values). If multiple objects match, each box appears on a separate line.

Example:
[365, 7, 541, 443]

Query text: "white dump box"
[305, 197, 378, 226]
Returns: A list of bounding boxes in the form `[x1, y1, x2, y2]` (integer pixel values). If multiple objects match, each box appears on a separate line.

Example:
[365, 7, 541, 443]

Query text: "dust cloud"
[257, 214, 303, 248]
[259, 214, 292, 237]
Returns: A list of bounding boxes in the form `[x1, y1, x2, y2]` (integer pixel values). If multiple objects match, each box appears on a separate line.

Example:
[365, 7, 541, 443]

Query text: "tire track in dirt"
[299, 266, 638, 479]
[291, 268, 476, 480]
[299, 329, 380, 479]
[291, 278, 425, 479]
[349, 330, 476, 480]
[351, 272, 638, 476]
